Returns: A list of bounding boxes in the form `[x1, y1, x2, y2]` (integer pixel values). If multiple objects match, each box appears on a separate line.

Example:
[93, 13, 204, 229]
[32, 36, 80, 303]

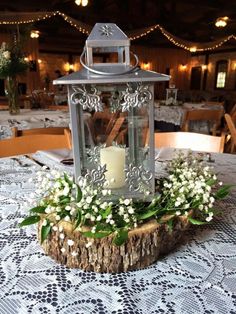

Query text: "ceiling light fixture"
[75, 0, 88, 6]
[215, 16, 229, 28]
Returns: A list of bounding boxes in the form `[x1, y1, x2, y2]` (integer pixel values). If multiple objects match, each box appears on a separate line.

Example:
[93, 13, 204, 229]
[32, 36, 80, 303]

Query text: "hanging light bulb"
[75, 0, 88, 6]
[30, 30, 40, 38]
[81, 0, 88, 6]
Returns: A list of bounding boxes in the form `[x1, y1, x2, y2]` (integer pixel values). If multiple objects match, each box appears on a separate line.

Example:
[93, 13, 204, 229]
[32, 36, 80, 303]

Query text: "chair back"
[0, 131, 71, 158]
[224, 113, 236, 153]
[11, 127, 69, 138]
[204, 101, 225, 107]
[153, 131, 225, 153]
[106, 117, 126, 146]
[182, 108, 224, 135]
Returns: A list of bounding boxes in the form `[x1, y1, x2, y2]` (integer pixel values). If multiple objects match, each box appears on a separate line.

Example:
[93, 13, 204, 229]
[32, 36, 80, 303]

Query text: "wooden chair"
[47, 105, 69, 111]
[0, 130, 71, 158]
[181, 108, 224, 136]
[11, 127, 69, 138]
[204, 101, 225, 107]
[224, 113, 236, 153]
[106, 117, 126, 146]
[149, 131, 225, 153]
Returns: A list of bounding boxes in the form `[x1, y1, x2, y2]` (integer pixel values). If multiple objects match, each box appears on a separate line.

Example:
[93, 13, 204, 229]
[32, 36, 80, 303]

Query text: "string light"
[0, 12, 235, 51]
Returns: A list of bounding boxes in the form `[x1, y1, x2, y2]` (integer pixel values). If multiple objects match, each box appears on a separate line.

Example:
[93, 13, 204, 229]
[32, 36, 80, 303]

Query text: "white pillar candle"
[100, 146, 126, 189]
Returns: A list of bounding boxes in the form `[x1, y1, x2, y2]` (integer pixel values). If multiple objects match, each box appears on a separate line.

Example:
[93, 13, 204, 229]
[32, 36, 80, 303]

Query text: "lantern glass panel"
[69, 82, 155, 200]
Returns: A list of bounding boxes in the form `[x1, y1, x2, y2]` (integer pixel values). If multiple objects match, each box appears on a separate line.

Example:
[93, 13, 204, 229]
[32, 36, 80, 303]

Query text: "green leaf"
[74, 211, 81, 229]
[30, 206, 47, 214]
[206, 179, 217, 186]
[188, 217, 207, 225]
[59, 197, 70, 204]
[82, 230, 112, 239]
[64, 173, 72, 187]
[166, 218, 174, 232]
[19, 215, 40, 227]
[215, 185, 234, 200]
[101, 205, 112, 219]
[41, 221, 51, 244]
[76, 185, 82, 202]
[137, 208, 159, 220]
[112, 228, 128, 246]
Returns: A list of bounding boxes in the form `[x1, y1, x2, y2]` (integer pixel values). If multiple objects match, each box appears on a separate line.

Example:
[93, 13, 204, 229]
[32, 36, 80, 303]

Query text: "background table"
[0, 109, 70, 139]
[0, 152, 236, 313]
[154, 102, 223, 133]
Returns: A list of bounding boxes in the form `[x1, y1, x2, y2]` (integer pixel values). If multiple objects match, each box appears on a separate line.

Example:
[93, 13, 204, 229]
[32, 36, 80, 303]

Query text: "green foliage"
[19, 153, 233, 246]
[113, 228, 128, 246]
[41, 220, 51, 244]
[19, 215, 40, 227]
[0, 42, 28, 79]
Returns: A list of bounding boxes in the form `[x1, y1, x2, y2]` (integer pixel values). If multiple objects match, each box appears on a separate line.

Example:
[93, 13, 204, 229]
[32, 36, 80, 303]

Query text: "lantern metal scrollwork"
[54, 23, 169, 200]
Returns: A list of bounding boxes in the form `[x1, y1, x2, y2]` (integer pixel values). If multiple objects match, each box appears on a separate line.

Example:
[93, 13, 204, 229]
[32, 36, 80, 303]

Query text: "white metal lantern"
[54, 23, 169, 200]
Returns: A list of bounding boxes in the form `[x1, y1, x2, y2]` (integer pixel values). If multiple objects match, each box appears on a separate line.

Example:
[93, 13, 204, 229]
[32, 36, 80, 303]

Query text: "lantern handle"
[80, 49, 139, 76]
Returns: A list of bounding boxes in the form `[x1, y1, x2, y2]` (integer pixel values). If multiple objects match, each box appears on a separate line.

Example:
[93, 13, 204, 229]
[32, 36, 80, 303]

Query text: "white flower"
[206, 215, 213, 222]
[63, 186, 70, 195]
[67, 239, 74, 246]
[91, 226, 96, 233]
[176, 211, 181, 216]
[102, 190, 108, 196]
[90, 215, 96, 222]
[85, 242, 92, 248]
[65, 205, 71, 211]
[96, 215, 102, 221]
[86, 196, 92, 204]
[64, 216, 70, 222]
[128, 207, 134, 214]
[3, 50, 10, 59]
[109, 219, 115, 225]
[42, 219, 47, 226]
[52, 226, 58, 231]
[210, 197, 215, 203]
[60, 247, 66, 253]
[219, 181, 223, 186]
[124, 199, 131, 206]
[85, 213, 91, 219]
[59, 233, 65, 239]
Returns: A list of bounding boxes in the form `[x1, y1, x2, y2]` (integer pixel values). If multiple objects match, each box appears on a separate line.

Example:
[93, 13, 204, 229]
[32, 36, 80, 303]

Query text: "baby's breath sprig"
[19, 152, 232, 245]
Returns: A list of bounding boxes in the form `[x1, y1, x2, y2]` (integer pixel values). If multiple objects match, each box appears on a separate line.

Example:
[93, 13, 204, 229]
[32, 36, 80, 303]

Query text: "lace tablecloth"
[0, 153, 236, 314]
[0, 109, 70, 139]
[154, 102, 222, 130]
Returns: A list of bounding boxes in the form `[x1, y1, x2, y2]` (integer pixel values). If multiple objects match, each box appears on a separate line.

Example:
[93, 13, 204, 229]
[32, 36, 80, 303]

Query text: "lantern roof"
[54, 67, 170, 85]
[53, 22, 170, 85]
[86, 23, 129, 47]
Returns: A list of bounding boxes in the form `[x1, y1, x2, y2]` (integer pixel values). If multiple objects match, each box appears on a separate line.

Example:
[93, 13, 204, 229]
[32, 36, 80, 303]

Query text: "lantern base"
[38, 216, 190, 273]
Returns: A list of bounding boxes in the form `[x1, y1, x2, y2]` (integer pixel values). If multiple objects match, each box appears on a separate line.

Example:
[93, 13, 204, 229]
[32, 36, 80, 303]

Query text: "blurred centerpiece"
[54, 23, 169, 200]
[0, 42, 28, 114]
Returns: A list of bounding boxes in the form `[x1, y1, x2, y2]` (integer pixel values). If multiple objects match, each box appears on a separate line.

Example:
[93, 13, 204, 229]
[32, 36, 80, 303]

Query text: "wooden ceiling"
[1, 0, 236, 53]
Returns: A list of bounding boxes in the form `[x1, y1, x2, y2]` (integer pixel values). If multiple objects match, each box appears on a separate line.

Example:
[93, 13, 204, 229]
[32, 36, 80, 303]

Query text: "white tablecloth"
[0, 109, 70, 139]
[0, 152, 235, 313]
